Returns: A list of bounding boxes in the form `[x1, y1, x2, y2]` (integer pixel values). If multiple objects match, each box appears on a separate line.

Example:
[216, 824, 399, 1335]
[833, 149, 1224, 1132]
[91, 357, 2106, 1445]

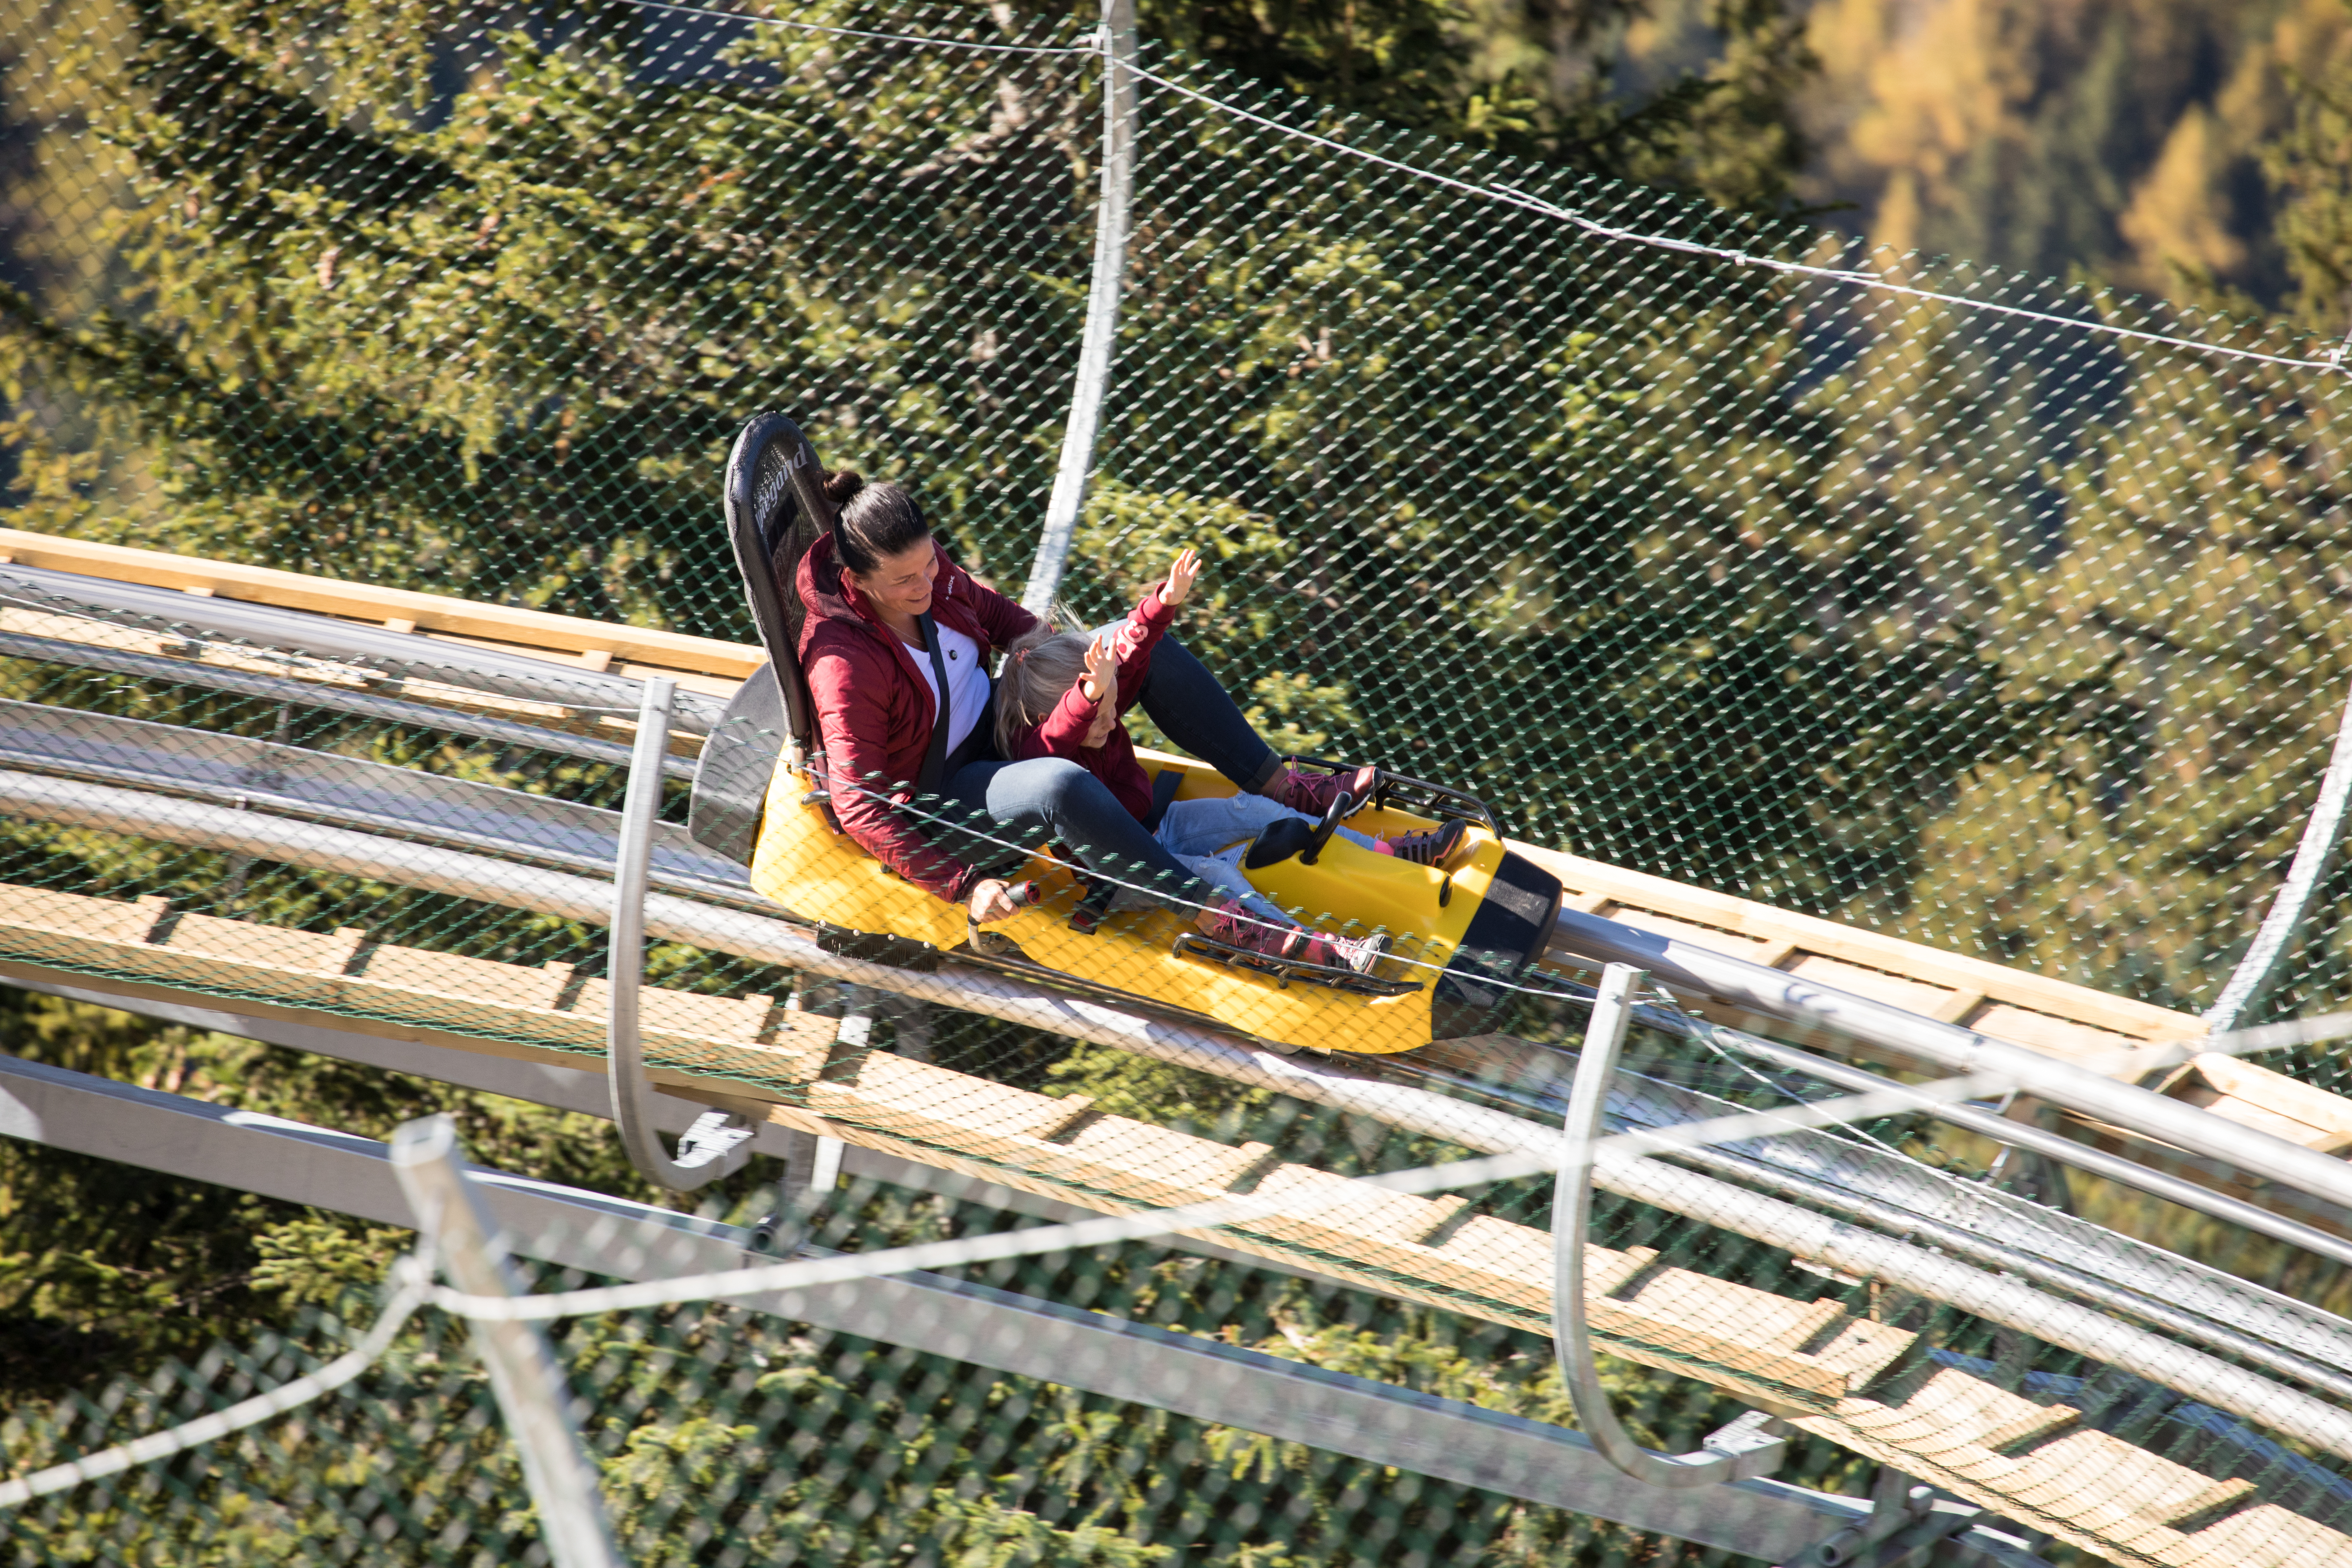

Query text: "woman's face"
[852, 537, 938, 625]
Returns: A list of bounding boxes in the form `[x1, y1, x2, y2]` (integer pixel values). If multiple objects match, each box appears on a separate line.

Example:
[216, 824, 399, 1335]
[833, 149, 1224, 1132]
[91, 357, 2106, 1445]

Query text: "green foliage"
[0, 985, 758, 1399]
[1133, 0, 1815, 212]
[2264, 17, 2352, 330]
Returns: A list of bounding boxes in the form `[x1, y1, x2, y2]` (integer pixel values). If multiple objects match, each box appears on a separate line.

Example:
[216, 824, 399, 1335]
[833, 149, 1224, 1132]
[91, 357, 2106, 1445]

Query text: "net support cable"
[2208, 673, 2352, 1030]
[52, 939, 2348, 1402]
[1019, 0, 1137, 617]
[1106, 55, 2344, 375]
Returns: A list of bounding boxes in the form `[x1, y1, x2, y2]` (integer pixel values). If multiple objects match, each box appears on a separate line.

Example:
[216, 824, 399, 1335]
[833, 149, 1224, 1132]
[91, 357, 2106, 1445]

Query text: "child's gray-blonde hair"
[995, 626, 1093, 757]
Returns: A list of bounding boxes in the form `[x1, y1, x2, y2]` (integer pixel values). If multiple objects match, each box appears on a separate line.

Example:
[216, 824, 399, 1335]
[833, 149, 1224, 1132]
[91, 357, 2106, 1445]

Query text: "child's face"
[1083, 666, 1118, 748]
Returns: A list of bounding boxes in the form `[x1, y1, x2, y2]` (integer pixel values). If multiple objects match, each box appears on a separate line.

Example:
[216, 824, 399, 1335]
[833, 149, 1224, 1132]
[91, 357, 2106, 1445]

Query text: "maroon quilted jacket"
[795, 532, 1039, 901]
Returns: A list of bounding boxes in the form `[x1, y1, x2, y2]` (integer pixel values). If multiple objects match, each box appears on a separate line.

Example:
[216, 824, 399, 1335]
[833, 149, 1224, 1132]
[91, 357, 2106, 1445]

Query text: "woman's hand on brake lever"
[969, 878, 1022, 925]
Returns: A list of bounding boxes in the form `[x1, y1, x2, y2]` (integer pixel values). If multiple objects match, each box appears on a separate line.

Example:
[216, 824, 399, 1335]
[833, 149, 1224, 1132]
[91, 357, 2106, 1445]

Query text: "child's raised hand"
[1162, 547, 1201, 607]
[1081, 632, 1115, 699]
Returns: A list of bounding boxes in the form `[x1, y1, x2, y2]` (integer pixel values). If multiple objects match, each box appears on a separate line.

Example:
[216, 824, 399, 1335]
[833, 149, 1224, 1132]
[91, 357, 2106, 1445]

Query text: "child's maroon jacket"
[1004, 587, 1172, 824]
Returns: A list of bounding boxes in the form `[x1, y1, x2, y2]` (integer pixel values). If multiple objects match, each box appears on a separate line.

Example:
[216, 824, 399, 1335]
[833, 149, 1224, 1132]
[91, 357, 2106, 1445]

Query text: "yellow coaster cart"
[686, 414, 1563, 1055]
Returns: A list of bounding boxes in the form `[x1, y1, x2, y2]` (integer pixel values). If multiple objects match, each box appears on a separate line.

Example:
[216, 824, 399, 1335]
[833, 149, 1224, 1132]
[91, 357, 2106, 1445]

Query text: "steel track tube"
[1676, 1138, 2352, 1404]
[1652, 1010, 2352, 1273]
[0, 625, 695, 778]
[1552, 906, 2352, 1217]
[0, 564, 725, 732]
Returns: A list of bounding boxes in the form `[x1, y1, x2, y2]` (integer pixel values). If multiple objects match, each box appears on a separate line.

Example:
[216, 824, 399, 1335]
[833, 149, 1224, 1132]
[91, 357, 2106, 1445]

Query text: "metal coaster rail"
[7, 763, 2352, 1470]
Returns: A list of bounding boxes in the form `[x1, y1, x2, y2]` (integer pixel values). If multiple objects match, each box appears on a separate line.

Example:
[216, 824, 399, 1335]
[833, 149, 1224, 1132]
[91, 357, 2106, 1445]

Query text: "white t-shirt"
[907, 623, 990, 759]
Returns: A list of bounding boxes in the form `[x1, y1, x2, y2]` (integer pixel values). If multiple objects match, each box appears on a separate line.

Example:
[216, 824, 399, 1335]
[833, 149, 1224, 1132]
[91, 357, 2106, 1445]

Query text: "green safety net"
[3, 0, 2351, 1054]
[4, 2, 2352, 1564]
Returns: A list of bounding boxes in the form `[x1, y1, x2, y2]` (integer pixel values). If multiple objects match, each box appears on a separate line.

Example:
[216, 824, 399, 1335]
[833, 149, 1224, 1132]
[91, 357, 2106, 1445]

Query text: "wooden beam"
[1516, 844, 2202, 1044]
[0, 527, 762, 681]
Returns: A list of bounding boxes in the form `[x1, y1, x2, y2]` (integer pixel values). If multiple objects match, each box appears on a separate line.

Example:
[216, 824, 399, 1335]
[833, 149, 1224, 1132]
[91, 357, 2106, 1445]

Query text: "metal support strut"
[2208, 673, 2352, 1030]
[390, 1116, 622, 1568]
[610, 676, 754, 1191]
[1792, 1465, 1989, 1568]
[1019, 0, 1139, 617]
[1554, 963, 1788, 1488]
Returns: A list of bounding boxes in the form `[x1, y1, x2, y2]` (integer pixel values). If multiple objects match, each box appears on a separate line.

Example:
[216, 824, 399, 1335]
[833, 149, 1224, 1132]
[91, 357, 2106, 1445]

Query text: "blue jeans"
[1156, 794, 1377, 926]
[933, 632, 1289, 910]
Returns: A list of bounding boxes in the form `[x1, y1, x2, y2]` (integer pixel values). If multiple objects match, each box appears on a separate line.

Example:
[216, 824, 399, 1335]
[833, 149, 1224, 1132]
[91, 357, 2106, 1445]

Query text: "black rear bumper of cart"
[1430, 850, 1564, 1040]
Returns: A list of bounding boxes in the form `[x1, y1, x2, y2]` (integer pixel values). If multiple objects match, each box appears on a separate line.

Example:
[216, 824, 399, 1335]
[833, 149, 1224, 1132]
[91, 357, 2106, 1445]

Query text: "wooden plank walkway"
[0, 881, 2340, 1568]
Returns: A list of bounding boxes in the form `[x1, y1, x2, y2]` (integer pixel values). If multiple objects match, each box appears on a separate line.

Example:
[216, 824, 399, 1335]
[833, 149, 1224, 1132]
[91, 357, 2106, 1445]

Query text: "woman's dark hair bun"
[830, 476, 931, 578]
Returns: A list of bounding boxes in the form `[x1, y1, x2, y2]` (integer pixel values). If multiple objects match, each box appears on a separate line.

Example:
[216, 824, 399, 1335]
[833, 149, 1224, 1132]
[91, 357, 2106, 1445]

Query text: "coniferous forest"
[3, 1, 2352, 1562]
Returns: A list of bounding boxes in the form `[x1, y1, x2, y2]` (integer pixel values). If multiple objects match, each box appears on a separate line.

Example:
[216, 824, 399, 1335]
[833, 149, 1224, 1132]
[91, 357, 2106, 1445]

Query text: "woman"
[796, 470, 1380, 967]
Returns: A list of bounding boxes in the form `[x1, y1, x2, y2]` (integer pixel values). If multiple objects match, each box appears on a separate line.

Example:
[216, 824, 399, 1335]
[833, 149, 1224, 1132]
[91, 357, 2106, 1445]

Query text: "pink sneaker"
[1377, 819, 1466, 868]
[1280, 763, 1377, 818]
[1199, 902, 1391, 976]
[1200, 899, 1318, 962]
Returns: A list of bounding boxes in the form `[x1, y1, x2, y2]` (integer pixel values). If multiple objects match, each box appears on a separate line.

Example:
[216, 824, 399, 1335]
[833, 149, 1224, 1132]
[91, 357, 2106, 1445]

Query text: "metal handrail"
[607, 677, 755, 1192]
[1553, 964, 1787, 1489]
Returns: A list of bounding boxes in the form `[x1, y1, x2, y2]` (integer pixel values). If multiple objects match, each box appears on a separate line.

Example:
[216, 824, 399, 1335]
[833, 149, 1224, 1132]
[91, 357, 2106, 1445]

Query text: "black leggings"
[933, 631, 1285, 904]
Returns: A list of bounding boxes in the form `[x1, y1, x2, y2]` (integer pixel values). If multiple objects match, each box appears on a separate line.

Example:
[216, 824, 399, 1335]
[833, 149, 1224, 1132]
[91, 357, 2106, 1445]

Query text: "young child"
[994, 548, 1464, 974]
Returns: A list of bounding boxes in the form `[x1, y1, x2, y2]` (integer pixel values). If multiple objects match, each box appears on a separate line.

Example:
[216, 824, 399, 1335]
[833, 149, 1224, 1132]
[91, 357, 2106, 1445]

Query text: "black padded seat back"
[691, 413, 840, 865]
[721, 412, 836, 753]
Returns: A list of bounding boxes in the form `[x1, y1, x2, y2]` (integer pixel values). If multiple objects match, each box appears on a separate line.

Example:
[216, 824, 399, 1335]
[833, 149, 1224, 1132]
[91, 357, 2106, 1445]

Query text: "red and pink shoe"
[1376, 819, 1467, 868]
[1198, 901, 1391, 975]
[1278, 763, 1377, 818]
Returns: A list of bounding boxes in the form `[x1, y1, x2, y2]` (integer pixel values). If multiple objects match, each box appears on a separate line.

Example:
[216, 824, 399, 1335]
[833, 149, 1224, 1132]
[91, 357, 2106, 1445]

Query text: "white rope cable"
[837, 771, 1591, 1001]
[594, 0, 2329, 374]
[1112, 56, 2342, 376]
[0, 1272, 429, 1510]
[619, 0, 1093, 56]
[852, 773, 2352, 1039]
